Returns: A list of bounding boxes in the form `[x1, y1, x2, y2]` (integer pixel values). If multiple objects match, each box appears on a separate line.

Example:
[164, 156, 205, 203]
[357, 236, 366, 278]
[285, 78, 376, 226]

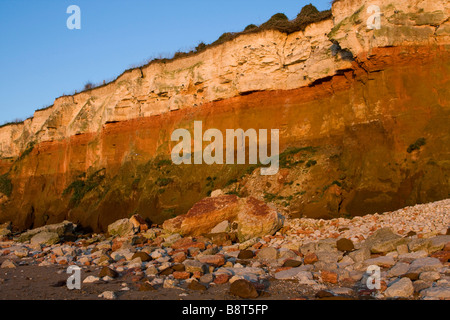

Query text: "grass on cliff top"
[55, 4, 331, 97]
[0, 4, 332, 128]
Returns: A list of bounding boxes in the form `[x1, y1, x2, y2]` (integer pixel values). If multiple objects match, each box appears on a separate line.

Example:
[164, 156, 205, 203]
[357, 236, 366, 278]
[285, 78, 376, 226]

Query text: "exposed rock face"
[162, 195, 283, 241]
[0, 0, 449, 232]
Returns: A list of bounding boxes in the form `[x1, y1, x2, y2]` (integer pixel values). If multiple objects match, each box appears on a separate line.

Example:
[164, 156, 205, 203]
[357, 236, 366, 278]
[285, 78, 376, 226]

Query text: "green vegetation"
[306, 159, 317, 168]
[156, 159, 172, 168]
[244, 24, 258, 31]
[279, 146, 317, 168]
[17, 142, 36, 161]
[155, 177, 174, 187]
[0, 118, 26, 129]
[0, 173, 12, 197]
[225, 178, 238, 187]
[407, 138, 426, 153]
[62, 169, 106, 206]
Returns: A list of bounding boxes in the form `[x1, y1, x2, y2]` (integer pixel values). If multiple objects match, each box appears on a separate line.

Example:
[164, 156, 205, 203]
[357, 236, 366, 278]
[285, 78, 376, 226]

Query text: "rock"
[372, 238, 410, 254]
[388, 262, 410, 277]
[229, 279, 259, 299]
[237, 250, 254, 259]
[282, 259, 302, 268]
[145, 266, 158, 276]
[1, 259, 17, 269]
[430, 250, 450, 263]
[428, 235, 450, 252]
[330, 287, 354, 296]
[99, 266, 119, 278]
[210, 189, 224, 198]
[163, 195, 241, 236]
[238, 238, 259, 250]
[408, 239, 431, 252]
[384, 278, 414, 298]
[199, 273, 214, 284]
[162, 195, 283, 241]
[274, 268, 314, 283]
[348, 248, 371, 262]
[0, 222, 12, 237]
[213, 274, 230, 284]
[363, 228, 408, 254]
[205, 232, 234, 246]
[396, 244, 409, 255]
[321, 270, 338, 284]
[403, 273, 420, 281]
[236, 197, 284, 242]
[315, 290, 335, 299]
[30, 232, 60, 246]
[300, 242, 317, 255]
[364, 256, 396, 268]
[196, 254, 225, 267]
[420, 287, 450, 299]
[131, 251, 152, 262]
[139, 282, 156, 291]
[303, 253, 318, 265]
[336, 238, 354, 252]
[317, 251, 343, 264]
[256, 247, 278, 260]
[188, 280, 207, 291]
[398, 250, 429, 262]
[172, 252, 187, 263]
[159, 267, 174, 276]
[173, 271, 191, 280]
[107, 218, 137, 237]
[419, 271, 440, 281]
[215, 267, 266, 277]
[98, 291, 117, 300]
[83, 276, 100, 284]
[279, 249, 297, 260]
[14, 248, 29, 258]
[184, 260, 207, 273]
[413, 280, 432, 292]
[163, 279, 178, 288]
[18, 221, 75, 242]
[210, 220, 229, 234]
[129, 214, 148, 232]
[408, 257, 443, 273]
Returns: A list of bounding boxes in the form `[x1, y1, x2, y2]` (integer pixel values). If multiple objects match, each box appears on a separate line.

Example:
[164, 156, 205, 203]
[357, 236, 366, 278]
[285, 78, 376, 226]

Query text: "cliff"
[0, 0, 449, 232]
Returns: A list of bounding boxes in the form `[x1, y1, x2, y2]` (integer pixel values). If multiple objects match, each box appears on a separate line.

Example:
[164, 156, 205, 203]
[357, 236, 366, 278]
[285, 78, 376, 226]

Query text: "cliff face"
[0, 0, 449, 232]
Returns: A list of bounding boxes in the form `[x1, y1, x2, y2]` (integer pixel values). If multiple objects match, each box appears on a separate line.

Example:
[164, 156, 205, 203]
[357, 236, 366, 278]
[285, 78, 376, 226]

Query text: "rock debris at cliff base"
[0, 199, 449, 300]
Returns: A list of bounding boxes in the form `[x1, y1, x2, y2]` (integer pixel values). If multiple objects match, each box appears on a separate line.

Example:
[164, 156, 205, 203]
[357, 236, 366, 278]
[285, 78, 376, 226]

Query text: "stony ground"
[0, 199, 449, 300]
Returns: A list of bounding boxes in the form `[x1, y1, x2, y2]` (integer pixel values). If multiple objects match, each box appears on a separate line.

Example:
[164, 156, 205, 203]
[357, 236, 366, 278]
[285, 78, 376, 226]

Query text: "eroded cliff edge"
[0, 0, 449, 232]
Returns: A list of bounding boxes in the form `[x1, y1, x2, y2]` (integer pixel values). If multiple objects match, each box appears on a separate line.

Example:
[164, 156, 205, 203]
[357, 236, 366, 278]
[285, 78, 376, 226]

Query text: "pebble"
[0, 199, 448, 300]
[229, 279, 258, 299]
[83, 276, 100, 284]
[98, 291, 117, 300]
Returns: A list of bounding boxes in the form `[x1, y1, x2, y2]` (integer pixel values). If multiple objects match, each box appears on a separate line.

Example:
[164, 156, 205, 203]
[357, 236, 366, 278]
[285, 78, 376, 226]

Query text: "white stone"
[98, 291, 117, 300]
[83, 276, 100, 284]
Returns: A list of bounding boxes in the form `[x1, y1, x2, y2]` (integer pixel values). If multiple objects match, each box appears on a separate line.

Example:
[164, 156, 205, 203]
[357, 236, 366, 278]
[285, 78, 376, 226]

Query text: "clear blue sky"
[0, 0, 331, 124]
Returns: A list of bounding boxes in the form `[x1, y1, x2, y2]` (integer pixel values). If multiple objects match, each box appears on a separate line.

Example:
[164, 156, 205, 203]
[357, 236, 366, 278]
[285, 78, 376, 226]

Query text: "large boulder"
[30, 231, 60, 246]
[162, 195, 284, 241]
[107, 218, 137, 237]
[237, 197, 284, 242]
[18, 221, 75, 242]
[362, 227, 409, 253]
